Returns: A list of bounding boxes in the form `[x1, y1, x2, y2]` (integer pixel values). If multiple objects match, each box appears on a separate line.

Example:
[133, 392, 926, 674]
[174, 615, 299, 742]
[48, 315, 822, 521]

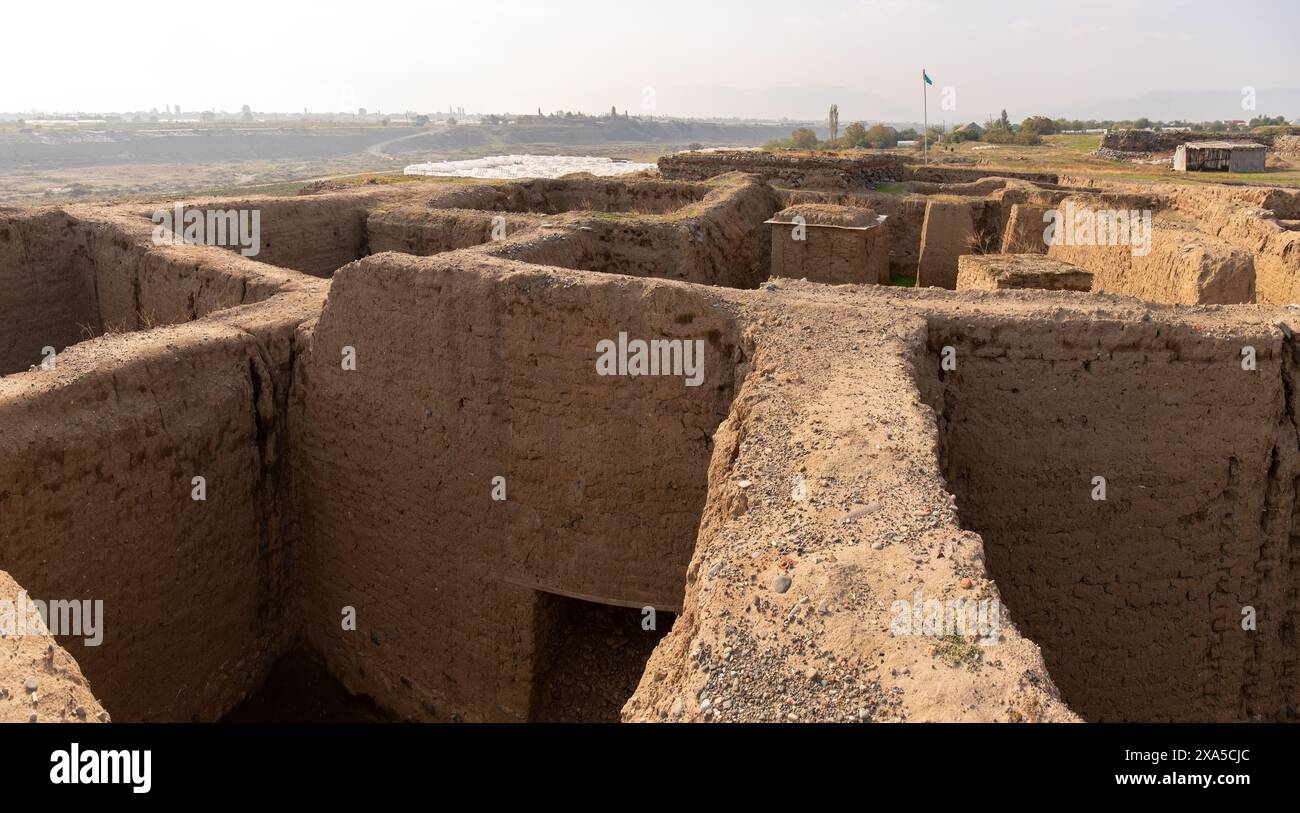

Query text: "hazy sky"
[3, 0, 1297, 121]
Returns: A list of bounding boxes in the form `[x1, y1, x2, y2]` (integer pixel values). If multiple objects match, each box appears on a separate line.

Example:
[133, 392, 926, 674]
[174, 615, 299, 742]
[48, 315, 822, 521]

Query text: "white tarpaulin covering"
[403, 154, 655, 179]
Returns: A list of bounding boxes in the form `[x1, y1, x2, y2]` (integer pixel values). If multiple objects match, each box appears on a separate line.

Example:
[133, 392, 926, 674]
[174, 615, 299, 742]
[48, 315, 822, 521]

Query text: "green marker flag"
[923, 70, 933, 86]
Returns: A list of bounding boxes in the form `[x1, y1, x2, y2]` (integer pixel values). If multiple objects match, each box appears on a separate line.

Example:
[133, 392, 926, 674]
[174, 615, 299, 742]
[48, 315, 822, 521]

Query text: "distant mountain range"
[1068, 88, 1300, 122]
[645, 84, 1300, 125]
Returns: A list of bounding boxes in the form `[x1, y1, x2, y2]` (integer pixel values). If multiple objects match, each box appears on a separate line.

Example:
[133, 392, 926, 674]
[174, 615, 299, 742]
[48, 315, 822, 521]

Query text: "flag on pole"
[922, 70, 931, 165]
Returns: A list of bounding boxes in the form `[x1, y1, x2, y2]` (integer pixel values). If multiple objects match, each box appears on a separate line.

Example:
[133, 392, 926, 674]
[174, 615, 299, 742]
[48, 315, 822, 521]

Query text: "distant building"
[1173, 141, 1267, 173]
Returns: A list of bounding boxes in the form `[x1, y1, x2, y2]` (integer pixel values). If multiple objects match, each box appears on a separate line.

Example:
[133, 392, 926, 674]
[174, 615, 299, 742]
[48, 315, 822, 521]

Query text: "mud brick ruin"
[4, 150, 1300, 723]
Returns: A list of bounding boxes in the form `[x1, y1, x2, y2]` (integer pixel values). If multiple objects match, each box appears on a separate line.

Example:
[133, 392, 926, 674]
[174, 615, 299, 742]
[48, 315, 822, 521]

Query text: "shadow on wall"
[921, 317, 1299, 722]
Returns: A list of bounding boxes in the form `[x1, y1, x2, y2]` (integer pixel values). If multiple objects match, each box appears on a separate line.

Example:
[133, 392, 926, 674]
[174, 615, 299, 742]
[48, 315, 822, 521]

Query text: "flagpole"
[922, 69, 929, 165]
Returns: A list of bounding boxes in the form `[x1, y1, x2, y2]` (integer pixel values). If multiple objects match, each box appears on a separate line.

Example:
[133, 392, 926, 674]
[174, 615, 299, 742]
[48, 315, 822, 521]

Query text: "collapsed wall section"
[924, 310, 1300, 721]
[293, 252, 748, 721]
[1191, 201, 1300, 305]
[1047, 212, 1255, 304]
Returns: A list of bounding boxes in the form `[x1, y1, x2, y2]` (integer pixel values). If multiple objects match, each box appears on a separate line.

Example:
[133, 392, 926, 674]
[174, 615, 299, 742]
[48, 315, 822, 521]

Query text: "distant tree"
[1133, 117, 1152, 130]
[240, 104, 253, 122]
[842, 121, 869, 148]
[996, 109, 1011, 131]
[828, 104, 839, 141]
[445, 117, 455, 126]
[1013, 129, 1043, 145]
[897, 127, 919, 141]
[866, 124, 899, 148]
[381, 117, 392, 126]
[610, 105, 618, 118]
[687, 142, 703, 151]
[789, 127, 818, 149]
[1020, 115, 1055, 136]
[413, 114, 430, 126]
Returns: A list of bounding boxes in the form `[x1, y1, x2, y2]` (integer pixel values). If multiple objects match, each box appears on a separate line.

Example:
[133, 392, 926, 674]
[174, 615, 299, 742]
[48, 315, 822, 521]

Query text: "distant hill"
[0, 120, 810, 171]
[1071, 88, 1300, 122]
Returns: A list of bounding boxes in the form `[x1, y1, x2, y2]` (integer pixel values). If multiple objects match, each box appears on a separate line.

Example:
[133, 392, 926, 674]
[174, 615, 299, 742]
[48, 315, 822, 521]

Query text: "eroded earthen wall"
[916, 201, 977, 289]
[479, 176, 779, 288]
[0, 299, 314, 721]
[366, 208, 541, 255]
[414, 178, 708, 215]
[769, 223, 890, 284]
[925, 314, 1299, 721]
[1048, 218, 1255, 305]
[293, 253, 747, 721]
[0, 209, 99, 375]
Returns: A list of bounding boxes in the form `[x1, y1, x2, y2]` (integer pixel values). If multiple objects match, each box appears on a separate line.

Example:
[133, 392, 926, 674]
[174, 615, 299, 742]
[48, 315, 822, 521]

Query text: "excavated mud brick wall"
[0, 300, 314, 720]
[366, 209, 541, 255]
[293, 253, 747, 721]
[1, 207, 305, 376]
[1000, 204, 1053, 254]
[0, 209, 99, 374]
[768, 221, 890, 284]
[955, 254, 1092, 291]
[780, 190, 930, 278]
[420, 178, 710, 215]
[134, 192, 404, 278]
[902, 166, 1059, 185]
[477, 176, 779, 288]
[1048, 226, 1255, 304]
[1175, 187, 1300, 305]
[925, 314, 1299, 721]
[659, 151, 905, 188]
[916, 201, 978, 288]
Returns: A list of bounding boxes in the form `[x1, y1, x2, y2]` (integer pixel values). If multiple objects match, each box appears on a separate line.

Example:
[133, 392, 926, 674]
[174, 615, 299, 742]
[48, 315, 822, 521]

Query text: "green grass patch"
[1045, 133, 1103, 153]
[932, 634, 983, 669]
[889, 273, 916, 287]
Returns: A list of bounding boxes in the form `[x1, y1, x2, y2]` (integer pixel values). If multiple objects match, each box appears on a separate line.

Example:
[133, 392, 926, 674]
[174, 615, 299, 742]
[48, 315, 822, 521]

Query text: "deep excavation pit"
[923, 315, 1300, 722]
[293, 252, 750, 721]
[7, 167, 1300, 724]
[1, 175, 766, 723]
